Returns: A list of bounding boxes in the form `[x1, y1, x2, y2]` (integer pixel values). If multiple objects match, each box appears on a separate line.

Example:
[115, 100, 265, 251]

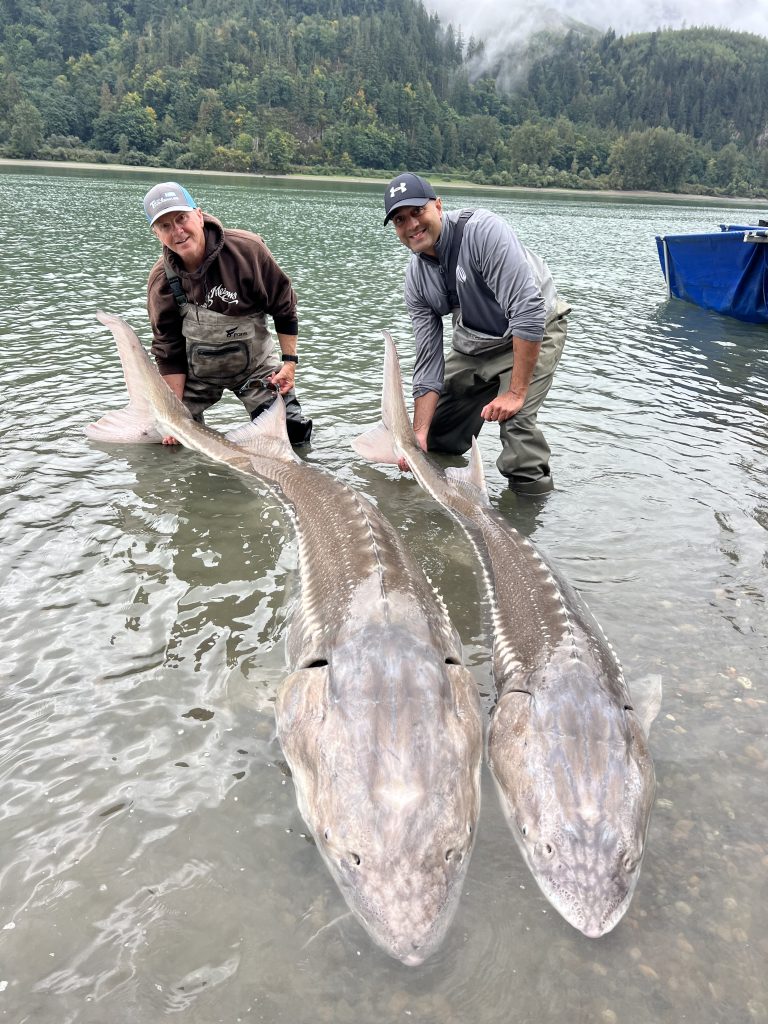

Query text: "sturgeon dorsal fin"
[225, 394, 295, 462]
[445, 437, 491, 506]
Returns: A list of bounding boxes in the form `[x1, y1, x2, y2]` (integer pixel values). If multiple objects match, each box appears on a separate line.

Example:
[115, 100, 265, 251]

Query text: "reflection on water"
[1, 168, 767, 1023]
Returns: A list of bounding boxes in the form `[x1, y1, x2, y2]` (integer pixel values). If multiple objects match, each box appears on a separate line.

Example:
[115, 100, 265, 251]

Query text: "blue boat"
[655, 222, 768, 324]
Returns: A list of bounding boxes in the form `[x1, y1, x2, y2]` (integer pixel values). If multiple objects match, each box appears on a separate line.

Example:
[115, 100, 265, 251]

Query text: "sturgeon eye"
[520, 824, 528, 837]
[349, 852, 361, 866]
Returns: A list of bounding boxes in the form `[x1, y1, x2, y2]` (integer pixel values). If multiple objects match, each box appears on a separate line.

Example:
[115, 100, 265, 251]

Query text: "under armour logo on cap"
[383, 172, 437, 225]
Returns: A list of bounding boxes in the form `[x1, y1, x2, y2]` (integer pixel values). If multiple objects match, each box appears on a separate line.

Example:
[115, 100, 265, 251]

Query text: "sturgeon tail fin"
[85, 310, 163, 443]
[352, 421, 399, 464]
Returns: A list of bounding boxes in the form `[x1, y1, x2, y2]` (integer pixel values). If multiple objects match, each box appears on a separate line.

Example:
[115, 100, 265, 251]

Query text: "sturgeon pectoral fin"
[352, 422, 399, 464]
[445, 664, 483, 725]
[629, 673, 663, 737]
[274, 666, 330, 737]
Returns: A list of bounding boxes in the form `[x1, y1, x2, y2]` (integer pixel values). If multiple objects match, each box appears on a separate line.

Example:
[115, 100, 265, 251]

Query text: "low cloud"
[428, 0, 767, 48]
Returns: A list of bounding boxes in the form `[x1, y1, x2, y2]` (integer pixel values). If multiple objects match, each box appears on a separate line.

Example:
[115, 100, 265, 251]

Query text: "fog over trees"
[1, 0, 766, 196]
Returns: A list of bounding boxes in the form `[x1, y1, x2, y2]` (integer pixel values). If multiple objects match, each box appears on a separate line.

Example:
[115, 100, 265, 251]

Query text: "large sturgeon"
[353, 331, 661, 938]
[87, 312, 483, 965]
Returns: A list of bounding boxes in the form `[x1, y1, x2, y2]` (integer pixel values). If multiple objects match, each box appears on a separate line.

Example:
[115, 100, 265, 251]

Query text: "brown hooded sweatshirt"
[147, 214, 298, 376]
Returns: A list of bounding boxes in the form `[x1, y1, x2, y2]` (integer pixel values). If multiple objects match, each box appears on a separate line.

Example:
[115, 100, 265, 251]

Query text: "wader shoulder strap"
[163, 259, 188, 309]
[443, 209, 475, 308]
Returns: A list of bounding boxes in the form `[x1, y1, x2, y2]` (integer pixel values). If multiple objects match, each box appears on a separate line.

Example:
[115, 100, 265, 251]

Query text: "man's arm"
[481, 336, 541, 422]
[146, 262, 188, 445]
[412, 391, 440, 451]
[147, 261, 189, 377]
[467, 213, 547, 341]
[400, 267, 446, 471]
[393, 389, 439, 472]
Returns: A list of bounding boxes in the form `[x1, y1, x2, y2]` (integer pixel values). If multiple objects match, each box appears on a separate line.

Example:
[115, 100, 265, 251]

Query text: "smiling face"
[390, 198, 443, 257]
[152, 207, 206, 270]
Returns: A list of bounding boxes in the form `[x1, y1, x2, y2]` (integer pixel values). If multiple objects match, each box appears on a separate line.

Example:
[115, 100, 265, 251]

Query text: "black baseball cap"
[383, 172, 437, 225]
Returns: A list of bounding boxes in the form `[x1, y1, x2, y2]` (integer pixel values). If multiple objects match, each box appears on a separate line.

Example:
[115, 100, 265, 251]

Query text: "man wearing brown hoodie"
[143, 180, 312, 446]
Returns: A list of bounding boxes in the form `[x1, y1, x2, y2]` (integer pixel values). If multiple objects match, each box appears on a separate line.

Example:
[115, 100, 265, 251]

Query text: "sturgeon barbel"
[87, 312, 483, 965]
[353, 331, 661, 938]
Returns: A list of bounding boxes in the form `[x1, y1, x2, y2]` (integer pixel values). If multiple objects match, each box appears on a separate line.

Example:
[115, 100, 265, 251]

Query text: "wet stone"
[672, 818, 695, 840]
[182, 707, 215, 721]
[638, 964, 659, 981]
[675, 935, 695, 955]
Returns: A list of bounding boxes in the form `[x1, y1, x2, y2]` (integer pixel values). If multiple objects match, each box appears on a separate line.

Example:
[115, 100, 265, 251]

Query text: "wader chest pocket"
[188, 341, 250, 383]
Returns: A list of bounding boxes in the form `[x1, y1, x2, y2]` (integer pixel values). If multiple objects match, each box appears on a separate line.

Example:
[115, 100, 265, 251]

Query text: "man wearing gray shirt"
[384, 172, 569, 495]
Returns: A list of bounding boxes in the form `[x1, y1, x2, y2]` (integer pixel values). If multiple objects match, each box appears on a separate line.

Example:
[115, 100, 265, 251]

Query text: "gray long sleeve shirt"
[404, 208, 558, 397]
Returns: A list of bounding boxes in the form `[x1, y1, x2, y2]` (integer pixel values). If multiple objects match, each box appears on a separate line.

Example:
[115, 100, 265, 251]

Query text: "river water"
[1, 166, 766, 1023]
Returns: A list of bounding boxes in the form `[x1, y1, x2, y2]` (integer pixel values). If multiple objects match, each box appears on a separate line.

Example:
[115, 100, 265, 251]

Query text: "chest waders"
[441, 210, 515, 358]
[164, 261, 312, 445]
[429, 221, 569, 494]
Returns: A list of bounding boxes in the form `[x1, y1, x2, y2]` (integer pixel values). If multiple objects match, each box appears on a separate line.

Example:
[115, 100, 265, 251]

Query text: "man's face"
[152, 207, 206, 270]
[390, 198, 443, 257]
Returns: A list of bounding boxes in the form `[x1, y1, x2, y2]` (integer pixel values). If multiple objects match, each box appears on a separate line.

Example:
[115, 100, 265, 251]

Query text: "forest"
[1, 0, 767, 196]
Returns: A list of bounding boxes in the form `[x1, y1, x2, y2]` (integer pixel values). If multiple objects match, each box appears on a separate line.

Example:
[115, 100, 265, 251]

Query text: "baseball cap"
[143, 181, 197, 226]
[383, 172, 437, 225]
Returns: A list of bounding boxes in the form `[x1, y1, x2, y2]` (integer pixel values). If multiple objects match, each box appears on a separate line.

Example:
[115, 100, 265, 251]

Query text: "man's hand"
[397, 428, 428, 472]
[268, 363, 296, 395]
[481, 389, 526, 422]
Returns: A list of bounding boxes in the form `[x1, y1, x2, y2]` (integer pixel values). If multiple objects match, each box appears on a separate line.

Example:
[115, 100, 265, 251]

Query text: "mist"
[428, 0, 768, 49]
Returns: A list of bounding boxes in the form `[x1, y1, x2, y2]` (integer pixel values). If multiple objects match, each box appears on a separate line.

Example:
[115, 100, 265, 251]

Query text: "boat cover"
[655, 228, 768, 324]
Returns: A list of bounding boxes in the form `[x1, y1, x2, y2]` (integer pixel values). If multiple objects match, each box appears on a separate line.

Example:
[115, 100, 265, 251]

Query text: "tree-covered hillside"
[1, 0, 766, 196]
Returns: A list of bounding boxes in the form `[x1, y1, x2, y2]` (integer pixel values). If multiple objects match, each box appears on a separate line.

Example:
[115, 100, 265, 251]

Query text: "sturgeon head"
[488, 663, 661, 938]
[275, 621, 483, 966]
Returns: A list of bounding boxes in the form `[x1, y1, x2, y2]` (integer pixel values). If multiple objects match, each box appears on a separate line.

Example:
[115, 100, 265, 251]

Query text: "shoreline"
[0, 157, 762, 207]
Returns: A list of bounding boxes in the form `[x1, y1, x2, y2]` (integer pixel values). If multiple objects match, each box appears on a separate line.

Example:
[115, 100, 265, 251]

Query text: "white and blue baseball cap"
[383, 172, 437, 225]
[143, 181, 197, 226]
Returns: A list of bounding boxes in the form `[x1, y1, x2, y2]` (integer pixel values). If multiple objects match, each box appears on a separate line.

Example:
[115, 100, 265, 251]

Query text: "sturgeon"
[353, 331, 661, 938]
[87, 312, 483, 965]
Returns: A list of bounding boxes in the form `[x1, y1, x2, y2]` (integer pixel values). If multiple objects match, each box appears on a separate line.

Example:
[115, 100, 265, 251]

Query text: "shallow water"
[1, 168, 766, 1023]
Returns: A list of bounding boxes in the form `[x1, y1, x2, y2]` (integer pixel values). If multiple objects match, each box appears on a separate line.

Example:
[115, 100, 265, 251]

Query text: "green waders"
[427, 298, 569, 493]
[179, 304, 312, 446]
